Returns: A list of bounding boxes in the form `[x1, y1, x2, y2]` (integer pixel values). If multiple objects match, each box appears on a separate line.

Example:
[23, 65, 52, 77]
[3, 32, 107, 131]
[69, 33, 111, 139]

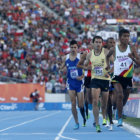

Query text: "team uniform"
[90, 48, 110, 132]
[65, 53, 86, 129]
[112, 45, 133, 89]
[90, 48, 110, 90]
[65, 53, 84, 92]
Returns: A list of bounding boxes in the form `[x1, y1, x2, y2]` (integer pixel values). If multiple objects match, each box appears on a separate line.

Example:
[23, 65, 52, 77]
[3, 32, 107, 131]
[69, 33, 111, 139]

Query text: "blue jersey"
[65, 53, 83, 90]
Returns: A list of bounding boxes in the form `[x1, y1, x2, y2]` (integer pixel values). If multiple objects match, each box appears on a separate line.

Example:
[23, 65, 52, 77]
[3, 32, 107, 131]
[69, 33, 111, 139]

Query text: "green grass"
[124, 117, 140, 129]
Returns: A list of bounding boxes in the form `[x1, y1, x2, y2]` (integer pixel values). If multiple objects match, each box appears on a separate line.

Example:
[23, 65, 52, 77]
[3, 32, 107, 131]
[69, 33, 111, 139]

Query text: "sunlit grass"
[124, 117, 140, 128]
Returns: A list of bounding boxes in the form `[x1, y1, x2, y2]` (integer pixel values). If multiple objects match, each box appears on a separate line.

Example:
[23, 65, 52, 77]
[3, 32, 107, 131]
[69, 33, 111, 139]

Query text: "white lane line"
[0, 111, 61, 132]
[0, 112, 47, 122]
[55, 115, 78, 140]
[0, 133, 49, 135]
[136, 135, 140, 139]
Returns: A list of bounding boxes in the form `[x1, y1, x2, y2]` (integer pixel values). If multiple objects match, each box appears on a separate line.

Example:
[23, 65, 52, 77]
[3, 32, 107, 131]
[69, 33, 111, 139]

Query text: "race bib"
[119, 61, 129, 70]
[70, 69, 78, 79]
[94, 67, 103, 76]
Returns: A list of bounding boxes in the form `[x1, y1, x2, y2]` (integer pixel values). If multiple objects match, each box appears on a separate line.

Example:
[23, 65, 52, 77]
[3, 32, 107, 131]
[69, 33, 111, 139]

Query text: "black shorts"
[33, 98, 39, 103]
[112, 76, 132, 89]
[90, 78, 109, 92]
[84, 76, 91, 88]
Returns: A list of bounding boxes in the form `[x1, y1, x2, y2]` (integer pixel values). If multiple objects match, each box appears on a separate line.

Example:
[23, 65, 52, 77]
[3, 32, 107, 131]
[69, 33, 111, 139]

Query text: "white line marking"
[136, 135, 140, 139]
[0, 111, 61, 132]
[55, 115, 78, 140]
[0, 112, 47, 122]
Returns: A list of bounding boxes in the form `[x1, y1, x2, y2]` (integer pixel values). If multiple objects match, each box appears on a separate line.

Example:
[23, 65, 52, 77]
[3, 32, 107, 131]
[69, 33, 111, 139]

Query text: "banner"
[0, 102, 71, 111]
[106, 19, 140, 25]
[0, 83, 45, 103]
[124, 99, 140, 118]
[96, 31, 137, 40]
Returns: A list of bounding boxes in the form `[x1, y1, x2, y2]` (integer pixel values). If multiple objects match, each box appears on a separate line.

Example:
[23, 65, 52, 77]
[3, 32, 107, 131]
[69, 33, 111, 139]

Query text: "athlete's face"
[120, 33, 130, 46]
[70, 44, 78, 53]
[107, 39, 115, 49]
[93, 38, 103, 51]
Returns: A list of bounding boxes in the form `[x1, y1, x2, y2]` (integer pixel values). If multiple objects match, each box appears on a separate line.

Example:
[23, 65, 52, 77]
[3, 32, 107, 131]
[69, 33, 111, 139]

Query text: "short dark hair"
[106, 37, 114, 43]
[92, 36, 103, 43]
[119, 28, 130, 38]
[70, 40, 77, 46]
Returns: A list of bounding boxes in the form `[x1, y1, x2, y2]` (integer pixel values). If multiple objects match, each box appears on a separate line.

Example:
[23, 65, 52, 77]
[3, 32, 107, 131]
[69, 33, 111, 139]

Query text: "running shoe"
[88, 104, 92, 110]
[82, 119, 86, 127]
[102, 119, 107, 125]
[108, 124, 113, 131]
[73, 123, 79, 130]
[117, 118, 123, 127]
[96, 125, 101, 132]
[115, 110, 118, 120]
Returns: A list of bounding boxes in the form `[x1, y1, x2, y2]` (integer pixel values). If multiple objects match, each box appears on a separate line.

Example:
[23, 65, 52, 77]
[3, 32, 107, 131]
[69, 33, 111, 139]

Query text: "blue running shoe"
[115, 110, 118, 120]
[73, 123, 79, 130]
[117, 118, 123, 127]
[88, 104, 92, 110]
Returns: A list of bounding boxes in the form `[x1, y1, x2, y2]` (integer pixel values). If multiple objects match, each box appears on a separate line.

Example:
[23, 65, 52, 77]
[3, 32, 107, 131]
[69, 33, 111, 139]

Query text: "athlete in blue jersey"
[59, 40, 86, 130]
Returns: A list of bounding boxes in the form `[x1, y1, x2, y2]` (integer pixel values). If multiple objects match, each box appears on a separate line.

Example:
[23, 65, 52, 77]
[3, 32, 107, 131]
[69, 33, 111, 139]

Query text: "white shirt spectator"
[46, 81, 53, 93]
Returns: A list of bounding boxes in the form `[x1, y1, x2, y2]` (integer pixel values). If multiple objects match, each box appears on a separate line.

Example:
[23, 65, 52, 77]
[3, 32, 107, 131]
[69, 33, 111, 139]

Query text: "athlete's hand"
[76, 75, 84, 81]
[104, 72, 110, 78]
[105, 66, 110, 71]
[82, 51, 87, 59]
[128, 53, 134, 60]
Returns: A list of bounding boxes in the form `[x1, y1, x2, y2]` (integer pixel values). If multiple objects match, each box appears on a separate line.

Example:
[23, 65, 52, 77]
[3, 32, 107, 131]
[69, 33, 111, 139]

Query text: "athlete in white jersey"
[107, 29, 140, 126]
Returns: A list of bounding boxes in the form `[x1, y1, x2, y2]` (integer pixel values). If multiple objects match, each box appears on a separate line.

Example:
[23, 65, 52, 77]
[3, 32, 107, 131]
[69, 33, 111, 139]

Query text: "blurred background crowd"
[0, 0, 140, 93]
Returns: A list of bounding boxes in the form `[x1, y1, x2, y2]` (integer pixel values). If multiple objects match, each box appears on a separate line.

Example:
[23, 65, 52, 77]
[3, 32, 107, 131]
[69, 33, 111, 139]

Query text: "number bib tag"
[119, 61, 129, 70]
[70, 69, 78, 79]
[94, 67, 103, 76]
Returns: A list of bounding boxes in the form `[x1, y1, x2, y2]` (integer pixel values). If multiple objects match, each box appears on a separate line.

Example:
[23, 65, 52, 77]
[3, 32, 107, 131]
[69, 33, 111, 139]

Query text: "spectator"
[30, 89, 40, 110]
[46, 78, 53, 93]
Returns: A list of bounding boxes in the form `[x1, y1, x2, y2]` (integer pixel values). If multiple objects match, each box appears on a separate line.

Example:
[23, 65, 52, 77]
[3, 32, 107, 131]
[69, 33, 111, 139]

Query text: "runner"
[84, 36, 111, 132]
[77, 44, 92, 120]
[104, 37, 116, 130]
[58, 40, 86, 130]
[107, 28, 140, 127]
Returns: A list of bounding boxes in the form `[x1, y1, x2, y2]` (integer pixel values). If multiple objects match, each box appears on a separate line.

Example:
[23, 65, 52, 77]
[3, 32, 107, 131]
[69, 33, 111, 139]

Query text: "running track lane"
[0, 111, 139, 140]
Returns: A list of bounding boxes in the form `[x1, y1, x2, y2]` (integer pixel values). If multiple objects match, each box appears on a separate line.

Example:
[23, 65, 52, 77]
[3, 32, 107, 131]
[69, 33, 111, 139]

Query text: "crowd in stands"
[0, 0, 140, 93]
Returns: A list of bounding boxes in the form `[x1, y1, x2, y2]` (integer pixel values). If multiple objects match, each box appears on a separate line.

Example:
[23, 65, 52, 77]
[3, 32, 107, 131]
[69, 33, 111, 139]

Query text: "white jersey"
[114, 45, 133, 78]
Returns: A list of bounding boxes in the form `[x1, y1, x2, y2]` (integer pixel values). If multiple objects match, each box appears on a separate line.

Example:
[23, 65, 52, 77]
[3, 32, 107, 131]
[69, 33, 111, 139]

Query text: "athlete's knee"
[71, 103, 76, 108]
[93, 100, 98, 107]
[102, 105, 107, 111]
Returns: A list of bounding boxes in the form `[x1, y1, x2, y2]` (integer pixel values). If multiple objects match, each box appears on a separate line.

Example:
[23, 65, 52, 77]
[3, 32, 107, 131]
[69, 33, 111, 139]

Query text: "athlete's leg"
[101, 91, 109, 123]
[113, 83, 124, 120]
[91, 88, 101, 125]
[69, 90, 78, 124]
[87, 87, 92, 104]
[107, 93, 113, 124]
[85, 87, 92, 118]
[123, 88, 131, 106]
[77, 91, 86, 126]
[84, 88, 88, 117]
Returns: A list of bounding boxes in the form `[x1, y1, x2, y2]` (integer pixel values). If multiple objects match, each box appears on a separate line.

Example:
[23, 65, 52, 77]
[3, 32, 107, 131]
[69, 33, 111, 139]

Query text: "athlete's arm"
[84, 52, 91, 68]
[106, 47, 115, 70]
[77, 51, 87, 69]
[129, 45, 140, 65]
[76, 72, 84, 81]
[58, 55, 66, 71]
